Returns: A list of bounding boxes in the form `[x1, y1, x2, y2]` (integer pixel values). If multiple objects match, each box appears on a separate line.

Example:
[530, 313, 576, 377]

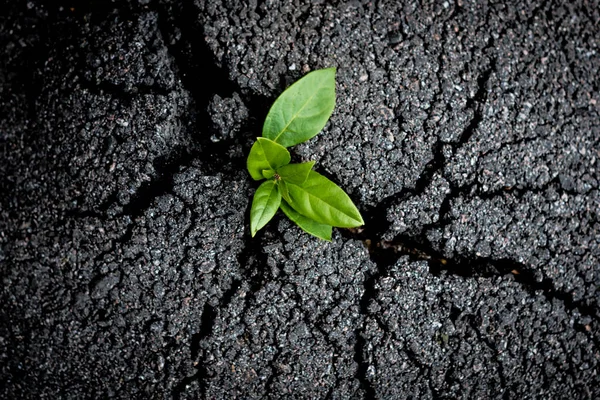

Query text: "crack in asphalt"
[118, 149, 201, 218]
[346, 27, 498, 396]
[263, 338, 284, 396]
[172, 302, 216, 400]
[465, 314, 508, 389]
[153, 1, 242, 395]
[353, 327, 376, 399]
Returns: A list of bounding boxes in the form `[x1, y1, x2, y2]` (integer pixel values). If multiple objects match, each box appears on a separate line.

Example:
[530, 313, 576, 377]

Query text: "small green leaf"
[262, 169, 275, 179]
[247, 137, 291, 181]
[280, 199, 332, 241]
[277, 161, 315, 185]
[250, 180, 282, 236]
[286, 170, 364, 228]
[278, 179, 293, 204]
[263, 67, 336, 147]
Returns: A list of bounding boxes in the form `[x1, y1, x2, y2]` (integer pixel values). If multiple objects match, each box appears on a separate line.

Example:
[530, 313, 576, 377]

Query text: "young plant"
[247, 67, 363, 241]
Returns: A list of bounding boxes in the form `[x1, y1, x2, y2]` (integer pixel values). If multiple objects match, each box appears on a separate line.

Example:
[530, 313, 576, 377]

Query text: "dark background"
[1, 0, 599, 398]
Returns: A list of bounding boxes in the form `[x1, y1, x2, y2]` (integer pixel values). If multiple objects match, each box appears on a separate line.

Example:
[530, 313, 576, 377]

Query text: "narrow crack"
[353, 328, 376, 399]
[263, 339, 284, 395]
[172, 303, 216, 400]
[119, 148, 201, 218]
[465, 314, 508, 390]
[352, 226, 600, 348]
[170, 206, 272, 396]
[403, 347, 430, 379]
[460, 62, 494, 146]
[366, 224, 599, 322]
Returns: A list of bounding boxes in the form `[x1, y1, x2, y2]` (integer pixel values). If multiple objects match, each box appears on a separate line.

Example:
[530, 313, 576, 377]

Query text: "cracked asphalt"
[1, 0, 599, 398]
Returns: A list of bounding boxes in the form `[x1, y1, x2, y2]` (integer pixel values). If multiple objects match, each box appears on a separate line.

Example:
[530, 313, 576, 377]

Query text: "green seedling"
[247, 67, 364, 240]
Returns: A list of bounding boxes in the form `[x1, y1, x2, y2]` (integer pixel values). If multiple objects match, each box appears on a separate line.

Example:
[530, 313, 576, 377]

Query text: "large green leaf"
[250, 180, 281, 236]
[247, 137, 291, 181]
[277, 161, 315, 185]
[262, 67, 336, 147]
[286, 170, 364, 228]
[280, 199, 332, 241]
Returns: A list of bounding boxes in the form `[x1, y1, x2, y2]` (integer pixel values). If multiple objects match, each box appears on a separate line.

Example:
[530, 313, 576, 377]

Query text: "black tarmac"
[1, 0, 599, 398]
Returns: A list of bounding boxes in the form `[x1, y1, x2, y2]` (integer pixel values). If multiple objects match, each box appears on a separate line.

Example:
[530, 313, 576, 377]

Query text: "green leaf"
[250, 180, 282, 236]
[247, 137, 291, 181]
[286, 170, 364, 228]
[277, 179, 293, 204]
[262, 169, 275, 179]
[262, 67, 336, 147]
[277, 161, 315, 185]
[280, 199, 332, 241]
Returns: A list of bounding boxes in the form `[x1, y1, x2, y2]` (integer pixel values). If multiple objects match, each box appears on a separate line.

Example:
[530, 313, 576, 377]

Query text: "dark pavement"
[1, 0, 598, 398]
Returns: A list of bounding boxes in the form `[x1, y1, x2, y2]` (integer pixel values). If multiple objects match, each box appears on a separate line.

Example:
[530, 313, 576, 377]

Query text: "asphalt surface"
[1, 0, 599, 398]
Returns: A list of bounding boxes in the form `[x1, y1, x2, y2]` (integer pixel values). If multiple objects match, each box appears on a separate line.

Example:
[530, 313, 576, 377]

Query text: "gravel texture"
[1, 0, 598, 398]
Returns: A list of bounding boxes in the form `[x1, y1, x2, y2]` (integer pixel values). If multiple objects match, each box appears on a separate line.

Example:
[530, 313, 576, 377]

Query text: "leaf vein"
[272, 91, 320, 143]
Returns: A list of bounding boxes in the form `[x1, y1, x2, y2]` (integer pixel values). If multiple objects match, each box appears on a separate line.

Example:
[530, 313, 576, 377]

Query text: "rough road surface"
[1, 0, 599, 398]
